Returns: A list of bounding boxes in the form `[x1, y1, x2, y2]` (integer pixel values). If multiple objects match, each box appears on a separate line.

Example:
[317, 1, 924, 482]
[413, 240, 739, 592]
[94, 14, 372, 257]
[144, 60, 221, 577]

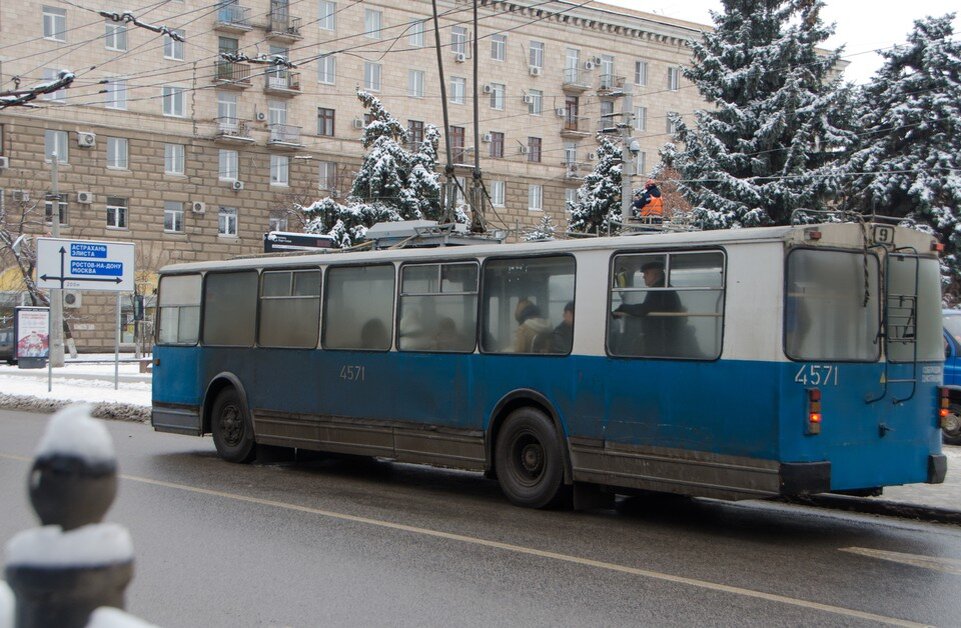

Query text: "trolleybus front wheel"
[943, 403, 961, 446]
[211, 388, 256, 463]
[495, 407, 567, 509]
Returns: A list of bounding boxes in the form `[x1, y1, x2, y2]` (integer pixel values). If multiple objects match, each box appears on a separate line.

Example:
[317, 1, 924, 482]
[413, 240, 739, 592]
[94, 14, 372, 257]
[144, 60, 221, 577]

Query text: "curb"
[781, 494, 961, 526]
[0, 394, 149, 424]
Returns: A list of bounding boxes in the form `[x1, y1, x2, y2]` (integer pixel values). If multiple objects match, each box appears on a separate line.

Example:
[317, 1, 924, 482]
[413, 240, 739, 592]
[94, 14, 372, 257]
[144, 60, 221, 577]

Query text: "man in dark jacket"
[632, 179, 664, 224]
[612, 261, 681, 356]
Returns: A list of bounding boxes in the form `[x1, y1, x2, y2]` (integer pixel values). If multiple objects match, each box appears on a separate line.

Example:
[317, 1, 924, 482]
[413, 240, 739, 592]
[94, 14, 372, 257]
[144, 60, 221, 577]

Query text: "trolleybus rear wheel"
[211, 388, 256, 463]
[943, 403, 961, 446]
[495, 407, 566, 508]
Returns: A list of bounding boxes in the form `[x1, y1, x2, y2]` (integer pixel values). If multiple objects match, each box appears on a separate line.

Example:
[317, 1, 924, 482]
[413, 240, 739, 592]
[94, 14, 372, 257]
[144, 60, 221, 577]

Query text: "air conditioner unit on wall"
[583, 60, 595, 70]
[482, 133, 492, 143]
[232, 180, 244, 191]
[352, 118, 364, 129]
[191, 201, 206, 214]
[0, 156, 8, 169]
[522, 94, 534, 105]
[63, 290, 82, 309]
[529, 66, 541, 77]
[77, 132, 96, 148]
[12, 190, 29, 202]
[256, 112, 267, 121]
[482, 84, 493, 94]
[454, 52, 466, 63]
[555, 108, 566, 117]
[76, 191, 93, 204]
[518, 145, 529, 154]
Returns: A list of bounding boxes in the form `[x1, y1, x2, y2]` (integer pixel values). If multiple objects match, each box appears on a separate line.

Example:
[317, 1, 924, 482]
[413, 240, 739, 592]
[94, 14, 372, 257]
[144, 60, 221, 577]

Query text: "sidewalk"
[0, 355, 958, 521]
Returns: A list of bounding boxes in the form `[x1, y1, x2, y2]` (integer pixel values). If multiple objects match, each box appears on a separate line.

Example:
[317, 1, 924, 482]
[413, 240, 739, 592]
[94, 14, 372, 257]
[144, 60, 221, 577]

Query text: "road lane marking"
[841, 547, 961, 576]
[0, 452, 929, 627]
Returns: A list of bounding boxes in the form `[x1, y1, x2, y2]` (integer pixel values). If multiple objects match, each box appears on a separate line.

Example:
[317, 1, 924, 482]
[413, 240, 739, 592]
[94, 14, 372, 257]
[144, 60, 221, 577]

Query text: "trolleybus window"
[608, 251, 723, 359]
[886, 255, 942, 362]
[785, 249, 880, 361]
[259, 269, 321, 348]
[202, 271, 258, 347]
[398, 262, 478, 353]
[481, 256, 575, 354]
[157, 274, 201, 345]
[323, 264, 394, 351]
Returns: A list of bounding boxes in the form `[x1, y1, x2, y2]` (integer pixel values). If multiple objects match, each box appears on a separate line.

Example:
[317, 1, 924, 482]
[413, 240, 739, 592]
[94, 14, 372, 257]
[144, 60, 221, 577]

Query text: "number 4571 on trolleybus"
[151, 222, 947, 509]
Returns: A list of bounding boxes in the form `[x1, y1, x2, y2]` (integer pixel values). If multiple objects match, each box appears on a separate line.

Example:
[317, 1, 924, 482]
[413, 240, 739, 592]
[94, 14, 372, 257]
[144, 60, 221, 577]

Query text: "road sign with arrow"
[36, 238, 135, 292]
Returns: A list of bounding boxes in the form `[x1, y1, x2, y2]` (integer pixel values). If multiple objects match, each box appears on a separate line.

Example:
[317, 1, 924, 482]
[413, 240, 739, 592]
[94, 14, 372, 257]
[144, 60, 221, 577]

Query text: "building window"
[529, 41, 544, 69]
[105, 21, 126, 50]
[450, 76, 465, 104]
[319, 161, 337, 190]
[318, 0, 336, 30]
[107, 137, 128, 169]
[527, 137, 542, 163]
[565, 187, 577, 209]
[268, 213, 288, 232]
[489, 131, 504, 158]
[450, 126, 466, 164]
[162, 86, 185, 117]
[41, 68, 67, 102]
[318, 54, 335, 84]
[408, 120, 424, 146]
[488, 83, 505, 110]
[451, 26, 467, 55]
[668, 67, 680, 91]
[528, 184, 543, 212]
[218, 207, 238, 237]
[491, 34, 506, 61]
[163, 29, 185, 60]
[364, 62, 381, 91]
[105, 78, 127, 109]
[268, 99, 287, 126]
[45, 194, 67, 226]
[634, 106, 647, 131]
[43, 6, 66, 41]
[667, 112, 679, 134]
[219, 149, 238, 181]
[409, 20, 425, 46]
[408, 70, 425, 98]
[270, 155, 289, 186]
[490, 180, 505, 207]
[564, 142, 577, 164]
[600, 100, 615, 127]
[106, 196, 128, 229]
[164, 144, 185, 175]
[164, 201, 184, 233]
[636, 151, 647, 177]
[635, 60, 648, 86]
[317, 107, 335, 136]
[527, 89, 542, 115]
[364, 8, 381, 39]
[44, 130, 68, 163]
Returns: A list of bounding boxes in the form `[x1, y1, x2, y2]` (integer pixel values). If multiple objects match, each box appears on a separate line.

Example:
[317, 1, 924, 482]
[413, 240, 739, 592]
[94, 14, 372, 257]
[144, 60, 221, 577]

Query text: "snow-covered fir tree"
[661, 0, 855, 229]
[524, 213, 557, 242]
[567, 135, 623, 234]
[840, 14, 961, 287]
[302, 91, 443, 247]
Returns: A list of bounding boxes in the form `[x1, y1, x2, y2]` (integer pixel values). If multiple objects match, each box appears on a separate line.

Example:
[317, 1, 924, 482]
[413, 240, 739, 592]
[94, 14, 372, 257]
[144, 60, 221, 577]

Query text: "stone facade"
[0, 0, 708, 349]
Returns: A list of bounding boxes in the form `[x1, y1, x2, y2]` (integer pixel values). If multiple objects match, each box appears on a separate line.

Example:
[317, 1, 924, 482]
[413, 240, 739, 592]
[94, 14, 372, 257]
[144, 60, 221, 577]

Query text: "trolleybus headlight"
[806, 388, 822, 435]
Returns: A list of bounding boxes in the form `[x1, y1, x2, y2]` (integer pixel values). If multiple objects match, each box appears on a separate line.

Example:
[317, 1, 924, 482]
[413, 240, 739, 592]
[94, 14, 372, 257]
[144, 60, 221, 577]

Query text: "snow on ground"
[0, 355, 151, 408]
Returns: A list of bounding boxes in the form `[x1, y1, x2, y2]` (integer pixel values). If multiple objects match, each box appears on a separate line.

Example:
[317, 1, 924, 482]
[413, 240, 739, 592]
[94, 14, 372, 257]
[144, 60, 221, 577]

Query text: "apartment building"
[0, 0, 706, 349]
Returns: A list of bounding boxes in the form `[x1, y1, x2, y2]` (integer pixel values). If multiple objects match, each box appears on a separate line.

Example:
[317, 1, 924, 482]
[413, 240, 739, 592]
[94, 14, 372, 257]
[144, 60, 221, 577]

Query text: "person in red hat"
[632, 179, 664, 224]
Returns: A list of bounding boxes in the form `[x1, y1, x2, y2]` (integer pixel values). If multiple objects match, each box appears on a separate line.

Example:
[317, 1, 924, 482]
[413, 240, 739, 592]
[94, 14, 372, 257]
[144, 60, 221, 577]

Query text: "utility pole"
[469, 0, 486, 233]
[619, 89, 636, 225]
[49, 154, 65, 368]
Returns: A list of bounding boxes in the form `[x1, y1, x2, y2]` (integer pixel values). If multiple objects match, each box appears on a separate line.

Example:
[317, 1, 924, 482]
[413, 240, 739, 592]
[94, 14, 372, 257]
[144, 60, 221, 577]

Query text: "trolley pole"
[49, 154, 65, 368]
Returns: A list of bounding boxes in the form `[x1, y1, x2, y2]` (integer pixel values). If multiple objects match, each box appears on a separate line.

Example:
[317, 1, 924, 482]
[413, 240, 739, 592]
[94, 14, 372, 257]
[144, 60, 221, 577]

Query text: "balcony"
[212, 61, 251, 88]
[264, 70, 301, 96]
[598, 74, 627, 96]
[562, 161, 591, 180]
[267, 123, 304, 149]
[597, 113, 628, 134]
[266, 1, 302, 41]
[560, 115, 591, 139]
[562, 68, 590, 93]
[214, 3, 252, 33]
[214, 117, 255, 144]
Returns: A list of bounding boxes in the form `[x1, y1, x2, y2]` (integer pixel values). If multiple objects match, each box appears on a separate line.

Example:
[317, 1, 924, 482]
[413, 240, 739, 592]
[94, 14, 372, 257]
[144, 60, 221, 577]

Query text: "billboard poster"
[14, 307, 50, 366]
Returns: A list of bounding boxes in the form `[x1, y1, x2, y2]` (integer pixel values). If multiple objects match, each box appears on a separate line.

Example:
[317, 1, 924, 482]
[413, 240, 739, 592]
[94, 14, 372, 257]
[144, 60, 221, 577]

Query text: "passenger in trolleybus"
[512, 298, 553, 353]
[612, 260, 683, 356]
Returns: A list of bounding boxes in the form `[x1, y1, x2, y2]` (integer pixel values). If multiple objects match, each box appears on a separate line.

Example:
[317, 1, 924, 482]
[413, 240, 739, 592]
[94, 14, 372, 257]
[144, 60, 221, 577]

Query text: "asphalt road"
[2, 409, 961, 627]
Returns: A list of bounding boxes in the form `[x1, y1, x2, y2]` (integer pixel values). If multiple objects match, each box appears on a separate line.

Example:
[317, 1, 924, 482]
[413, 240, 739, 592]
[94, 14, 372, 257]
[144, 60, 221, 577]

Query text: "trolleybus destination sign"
[36, 237, 135, 292]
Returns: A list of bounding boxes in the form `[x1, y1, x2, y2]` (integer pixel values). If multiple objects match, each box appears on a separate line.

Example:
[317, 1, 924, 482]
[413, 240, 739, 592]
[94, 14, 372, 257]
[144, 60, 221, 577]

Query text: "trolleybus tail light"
[806, 388, 822, 435]
[939, 387, 950, 428]
[932, 241, 944, 253]
[806, 229, 822, 241]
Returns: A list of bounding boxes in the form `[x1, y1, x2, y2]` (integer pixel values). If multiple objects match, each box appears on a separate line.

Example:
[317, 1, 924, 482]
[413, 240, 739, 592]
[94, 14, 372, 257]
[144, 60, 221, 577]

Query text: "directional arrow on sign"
[39, 247, 124, 288]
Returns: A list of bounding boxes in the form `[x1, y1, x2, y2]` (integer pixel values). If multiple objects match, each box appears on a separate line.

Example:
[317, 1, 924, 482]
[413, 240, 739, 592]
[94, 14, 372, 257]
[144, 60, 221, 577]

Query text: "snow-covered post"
[4, 405, 134, 628]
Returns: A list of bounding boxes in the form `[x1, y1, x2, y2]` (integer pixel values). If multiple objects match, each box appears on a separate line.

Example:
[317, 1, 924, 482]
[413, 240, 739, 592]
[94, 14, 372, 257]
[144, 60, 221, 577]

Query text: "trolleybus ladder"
[869, 247, 920, 404]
